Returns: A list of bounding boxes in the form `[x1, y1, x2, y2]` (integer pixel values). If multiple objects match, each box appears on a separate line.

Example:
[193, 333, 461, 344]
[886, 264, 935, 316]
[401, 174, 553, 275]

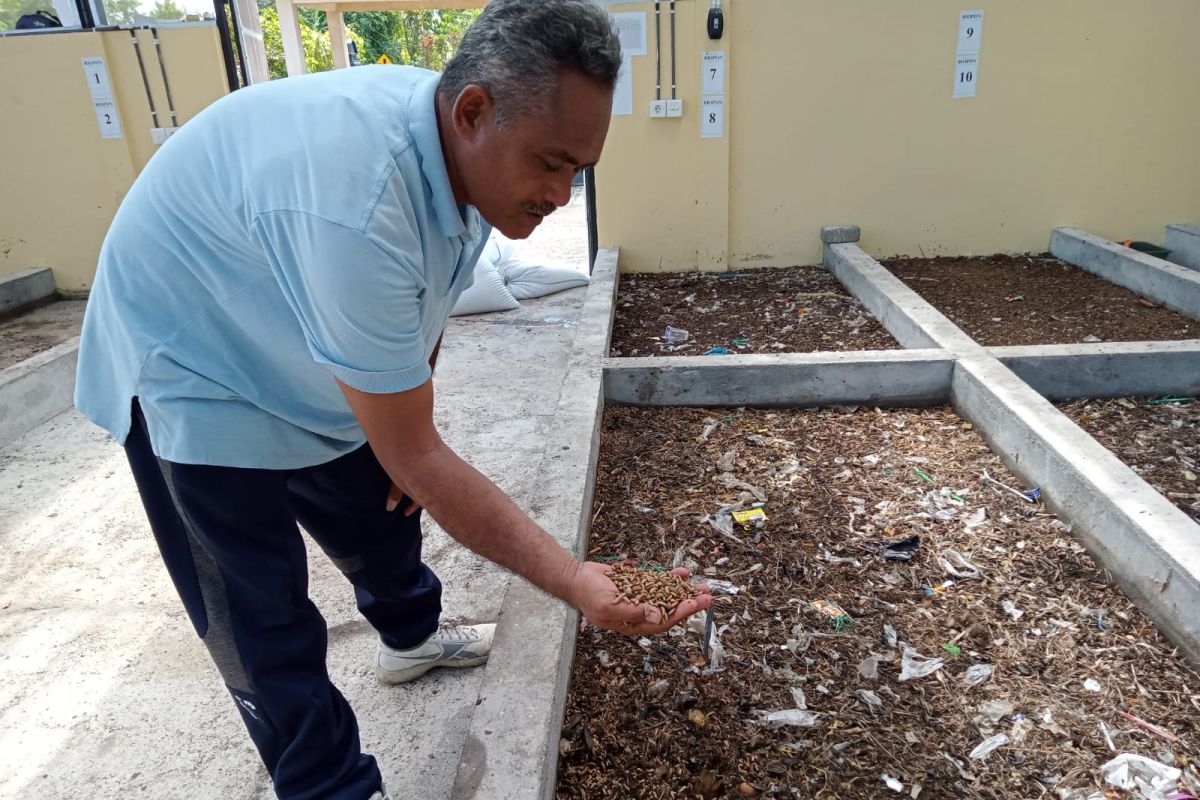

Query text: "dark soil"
[609, 267, 899, 357]
[558, 406, 1200, 800]
[0, 300, 86, 371]
[883, 254, 1198, 346]
[1061, 397, 1199, 524]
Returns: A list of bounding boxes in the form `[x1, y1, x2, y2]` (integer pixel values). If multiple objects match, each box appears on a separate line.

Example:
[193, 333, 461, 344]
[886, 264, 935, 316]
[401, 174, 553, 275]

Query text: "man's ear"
[451, 85, 495, 141]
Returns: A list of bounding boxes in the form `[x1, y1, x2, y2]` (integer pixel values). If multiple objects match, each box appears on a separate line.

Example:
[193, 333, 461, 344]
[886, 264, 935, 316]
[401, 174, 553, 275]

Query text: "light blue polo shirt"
[75, 65, 490, 469]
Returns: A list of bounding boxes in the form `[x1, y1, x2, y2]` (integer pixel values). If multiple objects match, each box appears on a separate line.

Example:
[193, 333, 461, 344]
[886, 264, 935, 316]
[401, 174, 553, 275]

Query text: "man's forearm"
[391, 443, 582, 604]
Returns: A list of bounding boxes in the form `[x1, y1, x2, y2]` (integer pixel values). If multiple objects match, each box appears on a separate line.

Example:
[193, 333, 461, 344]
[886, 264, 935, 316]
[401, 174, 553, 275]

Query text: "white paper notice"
[81, 56, 123, 139]
[701, 96, 725, 138]
[953, 55, 978, 98]
[612, 56, 633, 116]
[957, 10, 984, 55]
[701, 51, 725, 95]
[92, 99, 123, 139]
[611, 12, 646, 57]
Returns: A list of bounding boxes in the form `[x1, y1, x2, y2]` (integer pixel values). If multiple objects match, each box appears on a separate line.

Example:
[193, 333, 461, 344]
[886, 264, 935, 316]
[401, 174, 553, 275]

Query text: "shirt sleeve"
[252, 209, 432, 394]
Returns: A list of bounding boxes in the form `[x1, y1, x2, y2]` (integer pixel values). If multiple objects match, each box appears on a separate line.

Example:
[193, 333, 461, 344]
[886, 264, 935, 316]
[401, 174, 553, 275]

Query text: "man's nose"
[547, 171, 574, 208]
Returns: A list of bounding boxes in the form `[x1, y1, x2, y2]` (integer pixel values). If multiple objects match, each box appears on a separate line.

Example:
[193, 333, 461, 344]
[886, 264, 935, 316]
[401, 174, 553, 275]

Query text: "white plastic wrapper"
[791, 687, 807, 710]
[976, 700, 1015, 727]
[963, 664, 994, 686]
[1100, 753, 1182, 800]
[937, 548, 982, 579]
[881, 774, 904, 793]
[753, 709, 821, 728]
[898, 645, 945, 681]
[1083, 678, 1102, 693]
[883, 623, 899, 648]
[969, 733, 1009, 761]
[1002, 599, 1024, 620]
[856, 689, 883, 708]
[858, 656, 880, 680]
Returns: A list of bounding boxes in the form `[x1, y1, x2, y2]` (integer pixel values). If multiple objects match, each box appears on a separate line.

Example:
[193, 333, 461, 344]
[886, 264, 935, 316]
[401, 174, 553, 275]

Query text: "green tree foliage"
[0, 0, 47, 30]
[260, 5, 365, 79]
[100, 0, 142, 25]
[149, 0, 184, 20]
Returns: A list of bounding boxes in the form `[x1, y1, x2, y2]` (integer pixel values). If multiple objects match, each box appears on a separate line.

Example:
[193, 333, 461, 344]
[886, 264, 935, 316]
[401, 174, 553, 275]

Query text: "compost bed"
[557, 406, 1200, 800]
[609, 267, 899, 357]
[882, 255, 1198, 346]
[0, 300, 85, 371]
[1060, 397, 1199, 525]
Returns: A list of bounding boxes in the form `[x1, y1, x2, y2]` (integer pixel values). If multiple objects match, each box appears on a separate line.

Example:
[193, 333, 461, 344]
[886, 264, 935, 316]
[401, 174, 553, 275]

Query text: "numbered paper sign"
[957, 10, 984, 55]
[701, 51, 725, 95]
[81, 56, 113, 100]
[92, 99, 124, 139]
[701, 96, 725, 138]
[953, 55, 978, 98]
[82, 56, 123, 139]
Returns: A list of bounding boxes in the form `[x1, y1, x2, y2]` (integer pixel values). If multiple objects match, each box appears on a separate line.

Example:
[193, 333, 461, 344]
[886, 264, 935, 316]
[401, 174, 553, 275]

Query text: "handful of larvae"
[608, 562, 697, 620]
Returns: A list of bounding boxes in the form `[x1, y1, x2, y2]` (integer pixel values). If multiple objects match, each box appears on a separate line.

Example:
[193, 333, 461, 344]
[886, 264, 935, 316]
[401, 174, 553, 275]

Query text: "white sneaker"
[375, 623, 495, 684]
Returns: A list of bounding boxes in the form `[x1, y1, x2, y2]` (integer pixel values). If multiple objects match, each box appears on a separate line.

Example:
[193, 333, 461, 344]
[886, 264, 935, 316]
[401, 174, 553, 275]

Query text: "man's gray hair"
[438, 0, 622, 125]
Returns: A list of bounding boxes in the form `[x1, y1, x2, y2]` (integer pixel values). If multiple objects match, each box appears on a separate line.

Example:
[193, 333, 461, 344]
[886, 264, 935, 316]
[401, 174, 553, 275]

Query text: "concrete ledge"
[952, 354, 1200, 666]
[1050, 227, 1200, 320]
[0, 336, 78, 449]
[604, 350, 953, 407]
[1166, 223, 1200, 271]
[0, 267, 55, 317]
[452, 249, 617, 800]
[823, 241, 979, 350]
[990, 340, 1200, 400]
[820, 224, 861, 244]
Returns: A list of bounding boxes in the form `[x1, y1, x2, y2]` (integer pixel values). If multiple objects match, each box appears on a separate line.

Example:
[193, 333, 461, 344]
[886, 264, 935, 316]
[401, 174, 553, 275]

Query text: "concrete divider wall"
[452, 249, 618, 800]
[604, 351, 954, 408]
[822, 242, 978, 351]
[1166, 224, 1200, 271]
[951, 355, 1200, 665]
[991, 340, 1200, 400]
[1051, 227, 1200, 321]
[0, 338, 79, 449]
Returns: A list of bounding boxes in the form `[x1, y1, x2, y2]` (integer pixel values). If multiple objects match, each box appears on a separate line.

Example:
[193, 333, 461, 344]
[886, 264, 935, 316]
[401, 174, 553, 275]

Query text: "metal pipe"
[585, 166, 598, 273]
[669, 0, 676, 100]
[130, 29, 160, 127]
[220, 0, 248, 88]
[653, 0, 661, 101]
[150, 27, 179, 126]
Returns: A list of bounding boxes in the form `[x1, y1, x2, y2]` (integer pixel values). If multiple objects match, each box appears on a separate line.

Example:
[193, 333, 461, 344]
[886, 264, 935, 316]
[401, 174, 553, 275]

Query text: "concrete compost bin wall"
[461, 231, 1200, 798]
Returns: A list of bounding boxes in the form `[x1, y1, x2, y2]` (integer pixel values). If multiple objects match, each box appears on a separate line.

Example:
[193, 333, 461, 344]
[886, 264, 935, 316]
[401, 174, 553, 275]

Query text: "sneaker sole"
[374, 655, 490, 685]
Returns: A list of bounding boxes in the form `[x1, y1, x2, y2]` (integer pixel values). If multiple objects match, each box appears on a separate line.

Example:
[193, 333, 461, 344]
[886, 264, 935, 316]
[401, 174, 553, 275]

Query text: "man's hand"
[572, 562, 714, 636]
[385, 481, 420, 515]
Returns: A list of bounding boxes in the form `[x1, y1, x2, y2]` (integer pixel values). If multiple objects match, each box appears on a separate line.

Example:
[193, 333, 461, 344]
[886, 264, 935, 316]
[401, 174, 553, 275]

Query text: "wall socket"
[151, 126, 179, 145]
[666, 99, 684, 117]
[649, 99, 667, 118]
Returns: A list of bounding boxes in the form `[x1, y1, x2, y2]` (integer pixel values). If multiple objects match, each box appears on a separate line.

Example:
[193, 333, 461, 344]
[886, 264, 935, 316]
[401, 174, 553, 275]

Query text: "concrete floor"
[0, 195, 589, 800]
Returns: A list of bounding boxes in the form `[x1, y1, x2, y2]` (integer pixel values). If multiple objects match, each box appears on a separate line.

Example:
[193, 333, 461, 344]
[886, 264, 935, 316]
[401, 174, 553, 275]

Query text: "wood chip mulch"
[558, 406, 1200, 800]
[883, 254, 1199, 346]
[609, 267, 899, 358]
[1061, 397, 1200, 525]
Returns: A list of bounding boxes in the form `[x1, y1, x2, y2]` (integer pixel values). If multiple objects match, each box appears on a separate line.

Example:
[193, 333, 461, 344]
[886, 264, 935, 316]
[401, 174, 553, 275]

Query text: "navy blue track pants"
[124, 400, 440, 799]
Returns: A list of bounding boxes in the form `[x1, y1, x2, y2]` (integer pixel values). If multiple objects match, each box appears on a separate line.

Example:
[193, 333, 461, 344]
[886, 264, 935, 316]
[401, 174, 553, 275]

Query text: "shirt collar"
[408, 72, 466, 239]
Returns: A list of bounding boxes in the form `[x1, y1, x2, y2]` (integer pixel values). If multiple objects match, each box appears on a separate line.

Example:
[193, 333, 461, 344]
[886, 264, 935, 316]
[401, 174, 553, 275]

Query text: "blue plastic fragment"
[1021, 487, 1042, 502]
[703, 347, 733, 355]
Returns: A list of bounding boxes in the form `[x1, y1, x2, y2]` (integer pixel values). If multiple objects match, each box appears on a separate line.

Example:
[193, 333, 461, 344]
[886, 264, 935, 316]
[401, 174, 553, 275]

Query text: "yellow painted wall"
[0, 26, 228, 292]
[598, 0, 1200, 271]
